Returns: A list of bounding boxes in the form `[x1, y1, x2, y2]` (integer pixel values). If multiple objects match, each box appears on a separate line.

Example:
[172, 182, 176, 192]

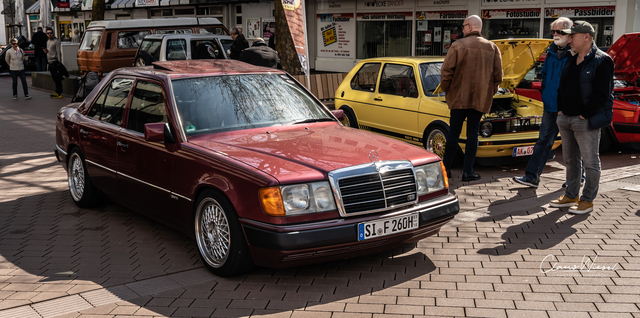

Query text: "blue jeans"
[36, 56, 48, 72]
[10, 70, 29, 96]
[557, 113, 601, 202]
[523, 110, 559, 182]
[443, 108, 483, 175]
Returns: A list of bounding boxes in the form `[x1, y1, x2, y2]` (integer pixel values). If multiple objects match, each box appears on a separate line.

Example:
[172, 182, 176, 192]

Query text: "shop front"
[356, 12, 413, 59]
[481, 8, 541, 40]
[543, 6, 615, 47]
[415, 10, 467, 56]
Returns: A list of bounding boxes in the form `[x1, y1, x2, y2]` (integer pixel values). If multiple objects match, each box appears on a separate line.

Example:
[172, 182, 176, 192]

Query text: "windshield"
[80, 30, 102, 51]
[419, 62, 444, 96]
[172, 74, 333, 136]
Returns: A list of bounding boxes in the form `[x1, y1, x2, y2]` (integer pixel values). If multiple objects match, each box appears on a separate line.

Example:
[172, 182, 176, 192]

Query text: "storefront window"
[356, 21, 412, 59]
[483, 19, 540, 40]
[415, 20, 463, 56]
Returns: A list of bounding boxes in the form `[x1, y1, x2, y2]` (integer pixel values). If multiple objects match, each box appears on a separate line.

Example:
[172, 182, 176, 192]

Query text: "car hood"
[492, 38, 552, 90]
[188, 122, 438, 184]
[607, 32, 640, 82]
[433, 38, 551, 94]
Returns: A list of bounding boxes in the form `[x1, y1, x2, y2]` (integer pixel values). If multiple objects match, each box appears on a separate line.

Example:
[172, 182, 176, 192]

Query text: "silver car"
[134, 34, 233, 66]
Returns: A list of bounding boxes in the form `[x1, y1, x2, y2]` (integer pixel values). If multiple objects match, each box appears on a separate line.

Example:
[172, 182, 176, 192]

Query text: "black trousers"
[50, 62, 63, 94]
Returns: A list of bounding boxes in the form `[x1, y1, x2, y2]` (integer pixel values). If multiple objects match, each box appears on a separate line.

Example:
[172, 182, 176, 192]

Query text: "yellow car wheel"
[425, 126, 448, 159]
[340, 107, 358, 128]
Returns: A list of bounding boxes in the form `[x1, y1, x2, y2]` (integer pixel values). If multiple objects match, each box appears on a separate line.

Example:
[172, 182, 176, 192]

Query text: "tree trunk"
[91, 0, 105, 21]
[274, 0, 303, 75]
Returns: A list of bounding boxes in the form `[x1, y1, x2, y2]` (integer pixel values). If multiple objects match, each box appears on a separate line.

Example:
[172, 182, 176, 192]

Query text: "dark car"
[55, 60, 460, 276]
[515, 34, 640, 151]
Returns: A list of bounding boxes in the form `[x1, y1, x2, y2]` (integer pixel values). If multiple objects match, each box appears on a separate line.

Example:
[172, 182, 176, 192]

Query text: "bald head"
[464, 15, 482, 34]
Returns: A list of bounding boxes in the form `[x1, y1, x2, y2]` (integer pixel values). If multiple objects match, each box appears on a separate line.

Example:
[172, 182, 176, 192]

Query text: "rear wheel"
[194, 190, 253, 277]
[424, 125, 448, 159]
[67, 148, 102, 208]
[340, 107, 359, 128]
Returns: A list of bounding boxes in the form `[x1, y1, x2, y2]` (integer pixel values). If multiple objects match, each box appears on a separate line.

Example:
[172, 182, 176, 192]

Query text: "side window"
[166, 39, 187, 60]
[127, 81, 167, 133]
[140, 40, 162, 61]
[379, 64, 418, 98]
[87, 78, 133, 125]
[156, 29, 193, 35]
[419, 62, 442, 95]
[117, 30, 151, 49]
[191, 40, 222, 59]
[350, 63, 380, 92]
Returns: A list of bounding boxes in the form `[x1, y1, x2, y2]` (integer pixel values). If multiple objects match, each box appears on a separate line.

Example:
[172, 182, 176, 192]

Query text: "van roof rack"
[87, 17, 222, 30]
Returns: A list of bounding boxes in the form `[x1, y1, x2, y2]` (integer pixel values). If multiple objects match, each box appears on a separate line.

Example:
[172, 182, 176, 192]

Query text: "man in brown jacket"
[440, 15, 503, 182]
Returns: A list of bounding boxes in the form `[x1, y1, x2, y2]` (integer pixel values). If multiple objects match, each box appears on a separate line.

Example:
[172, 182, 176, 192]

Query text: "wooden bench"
[292, 73, 348, 101]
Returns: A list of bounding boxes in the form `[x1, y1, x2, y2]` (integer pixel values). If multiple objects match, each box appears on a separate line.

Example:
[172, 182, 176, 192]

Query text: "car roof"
[118, 60, 285, 79]
[87, 17, 222, 30]
[143, 34, 232, 40]
[358, 56, 444, 64]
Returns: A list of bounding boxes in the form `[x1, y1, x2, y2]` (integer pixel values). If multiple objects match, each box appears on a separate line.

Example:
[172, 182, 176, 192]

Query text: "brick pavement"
[1, 75, 640, 317]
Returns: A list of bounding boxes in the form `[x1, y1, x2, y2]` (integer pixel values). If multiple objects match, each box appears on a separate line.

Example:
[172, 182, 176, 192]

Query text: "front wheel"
[194, 190, 253, 277]
[424, 125, 448, 159]
[340, 107, 359, 128]
[67, 148, 102, 207]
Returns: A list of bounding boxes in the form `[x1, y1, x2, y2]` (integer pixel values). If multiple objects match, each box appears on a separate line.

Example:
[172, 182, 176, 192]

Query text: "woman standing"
[5, 38, 31, 100]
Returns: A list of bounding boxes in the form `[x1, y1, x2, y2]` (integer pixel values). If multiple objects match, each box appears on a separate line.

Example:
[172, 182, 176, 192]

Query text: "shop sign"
[417, 11, 467, 20]
[317, 0, 355, 12]
[58, 0, 70, 9]
[81, 0, 92, 11]
[282, 0, 301, 11]
[544, 6, 614, 18]
[357, 0, 413, 11]
[481, 8, 541, 19]
[136, 0, 159, 6]
[357, 12, 413, 21]
[417, 0, 468, 6]
[317, 13, 355, 58]
[482, 0, 540, 4]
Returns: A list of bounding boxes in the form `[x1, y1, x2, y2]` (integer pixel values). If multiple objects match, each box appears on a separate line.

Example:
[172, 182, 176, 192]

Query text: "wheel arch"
[422, 120, 449, 144]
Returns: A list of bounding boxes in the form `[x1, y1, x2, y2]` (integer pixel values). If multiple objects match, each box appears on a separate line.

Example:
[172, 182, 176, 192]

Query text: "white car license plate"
[513, 145, 534, 157]
[357, 213, 419, 241]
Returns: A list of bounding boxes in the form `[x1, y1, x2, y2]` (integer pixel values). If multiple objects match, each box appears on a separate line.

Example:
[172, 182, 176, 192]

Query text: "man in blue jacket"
[513, 17, 572, 188]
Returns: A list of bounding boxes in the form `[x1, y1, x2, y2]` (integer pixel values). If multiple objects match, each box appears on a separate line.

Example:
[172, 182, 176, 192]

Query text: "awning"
[114, 0, 134, 9]
[54, 0, 81, 12]
[26, 1, 40, 14]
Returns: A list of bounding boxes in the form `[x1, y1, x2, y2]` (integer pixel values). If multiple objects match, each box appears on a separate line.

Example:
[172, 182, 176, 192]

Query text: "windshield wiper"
[292, 118, 335, 125]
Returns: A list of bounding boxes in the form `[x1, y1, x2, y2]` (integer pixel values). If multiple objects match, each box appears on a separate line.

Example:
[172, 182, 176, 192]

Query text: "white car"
[134, 34, 233, 66]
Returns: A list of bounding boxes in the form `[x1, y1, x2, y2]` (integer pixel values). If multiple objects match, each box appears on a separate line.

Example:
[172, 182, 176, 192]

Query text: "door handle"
[374, 97, 383, 101]
[117, 141, 129, 149]
[79, 129, 90, 136]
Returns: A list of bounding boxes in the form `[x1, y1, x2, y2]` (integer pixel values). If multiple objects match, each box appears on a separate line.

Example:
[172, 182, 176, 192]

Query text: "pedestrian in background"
[513, 17, 573, 188]
[239, 37, 279, 69]
[44, 27, 63, 99]
[72, 29, 81, 43]
[32, 26, 48, 72]
[549, 21, 614, 214]
[229, 27, 249, 60]
[5, 38, 31, 100]
[440, 15, 503, 182]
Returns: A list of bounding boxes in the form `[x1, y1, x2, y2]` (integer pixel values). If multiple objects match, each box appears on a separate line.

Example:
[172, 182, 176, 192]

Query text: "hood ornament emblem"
[369, 150, 379, 162]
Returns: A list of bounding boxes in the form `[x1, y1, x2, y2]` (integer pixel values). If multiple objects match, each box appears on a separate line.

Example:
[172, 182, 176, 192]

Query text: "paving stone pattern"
[1, 76, 640, 317]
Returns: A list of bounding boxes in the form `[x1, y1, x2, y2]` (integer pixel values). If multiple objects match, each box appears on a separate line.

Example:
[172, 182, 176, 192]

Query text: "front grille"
[486, 116, 543, 134]
[330, 161, 417, 216]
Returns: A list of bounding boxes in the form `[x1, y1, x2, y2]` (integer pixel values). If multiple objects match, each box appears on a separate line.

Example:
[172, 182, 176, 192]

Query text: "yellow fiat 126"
[335, 39, 559, 165]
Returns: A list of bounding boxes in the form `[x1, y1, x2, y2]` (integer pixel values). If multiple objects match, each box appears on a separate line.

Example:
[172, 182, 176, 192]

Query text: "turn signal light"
[440, 161, 449, 189]
[259, 187, 285, 217]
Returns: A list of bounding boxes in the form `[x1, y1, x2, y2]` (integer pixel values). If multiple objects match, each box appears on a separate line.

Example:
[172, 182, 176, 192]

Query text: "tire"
[67, 148, 102, 208]
[134, 52, 153, 67]
[194, 190, 254, 277]
[424, 125, 448, 159]
[340, 107, 359, 128]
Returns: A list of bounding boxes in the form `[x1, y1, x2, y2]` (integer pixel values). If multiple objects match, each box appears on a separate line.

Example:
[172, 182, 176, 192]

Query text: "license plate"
[513, 145, 534, 157]
[357, 213, 419, 241]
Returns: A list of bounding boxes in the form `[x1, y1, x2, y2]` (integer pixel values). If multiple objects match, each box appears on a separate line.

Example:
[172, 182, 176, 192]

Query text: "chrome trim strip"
[84, 160, 192, 202]
[55, 144, 68, 156]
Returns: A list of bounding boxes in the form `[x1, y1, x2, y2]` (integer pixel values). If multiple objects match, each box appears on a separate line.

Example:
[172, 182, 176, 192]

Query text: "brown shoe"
[549, 195, 579, 208]
[569, 200, 593, 214]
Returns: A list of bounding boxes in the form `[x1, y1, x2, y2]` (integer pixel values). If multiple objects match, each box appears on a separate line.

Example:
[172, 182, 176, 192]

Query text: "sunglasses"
[551, 30, 566, 35]
[46, 32, 53, 34]
[11, 42, 17, 45]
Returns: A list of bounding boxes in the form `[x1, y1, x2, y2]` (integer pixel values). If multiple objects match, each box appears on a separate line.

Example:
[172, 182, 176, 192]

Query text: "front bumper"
[242, 193, 459, 267]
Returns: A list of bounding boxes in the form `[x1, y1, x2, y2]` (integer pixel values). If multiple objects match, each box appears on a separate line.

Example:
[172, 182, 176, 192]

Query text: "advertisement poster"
[262, 19, 275, 40]
[424, 30, 432, 45]
[443, 30, 451, 53]
[58, 0, 70, 8]
[246, 18, 261, 39]
[434, 27, 442, 42]
[417, 20, 428, 31]
[317, 13, 355, 59]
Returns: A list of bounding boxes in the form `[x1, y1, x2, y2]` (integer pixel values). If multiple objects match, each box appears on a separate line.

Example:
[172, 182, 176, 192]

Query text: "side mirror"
[144, 122, 175, 143]
[331, 109, 344, 121]
[531, 81, 542, 90]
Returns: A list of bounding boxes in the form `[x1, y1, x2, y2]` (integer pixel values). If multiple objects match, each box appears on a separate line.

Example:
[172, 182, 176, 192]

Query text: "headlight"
[260, 181, 337, 217]
[415, 162, 446, 196]
[480, 121, 493, 137]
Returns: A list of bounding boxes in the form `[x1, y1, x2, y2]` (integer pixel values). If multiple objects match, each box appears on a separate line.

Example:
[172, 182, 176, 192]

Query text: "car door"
[77, 77, 133, 199]
[370, 63, 421, 143]
[116, 79, 173, 219]
[344, 62, 381, 128]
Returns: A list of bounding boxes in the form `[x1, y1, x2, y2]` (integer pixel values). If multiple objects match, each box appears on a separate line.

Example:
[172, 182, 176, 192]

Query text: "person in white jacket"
[5, 38, 31, 100]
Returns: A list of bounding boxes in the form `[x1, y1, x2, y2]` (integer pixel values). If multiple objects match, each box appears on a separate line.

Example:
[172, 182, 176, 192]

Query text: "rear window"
[118, 30, 151, 49]
[139, 39, 162, 61]
[199, 27, 227, 35]
[166, 39, 187, 60]
[80, 30, 102, 51]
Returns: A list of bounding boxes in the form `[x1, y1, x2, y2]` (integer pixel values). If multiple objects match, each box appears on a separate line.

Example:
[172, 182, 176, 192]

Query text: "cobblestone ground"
[1, 75, 640, 318]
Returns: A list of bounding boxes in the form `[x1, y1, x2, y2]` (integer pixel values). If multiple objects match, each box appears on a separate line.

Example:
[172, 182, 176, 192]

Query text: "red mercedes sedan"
[55, 60, 459, 276]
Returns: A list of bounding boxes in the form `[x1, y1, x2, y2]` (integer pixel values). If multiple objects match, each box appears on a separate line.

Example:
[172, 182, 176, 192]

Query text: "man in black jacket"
[229, 27, 249, 60]
[239, 38, 279, 69]
[32, 27, 48, 71]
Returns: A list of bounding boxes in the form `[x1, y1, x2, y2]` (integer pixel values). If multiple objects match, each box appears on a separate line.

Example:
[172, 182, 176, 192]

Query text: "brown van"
[77, 17, 228, 74]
